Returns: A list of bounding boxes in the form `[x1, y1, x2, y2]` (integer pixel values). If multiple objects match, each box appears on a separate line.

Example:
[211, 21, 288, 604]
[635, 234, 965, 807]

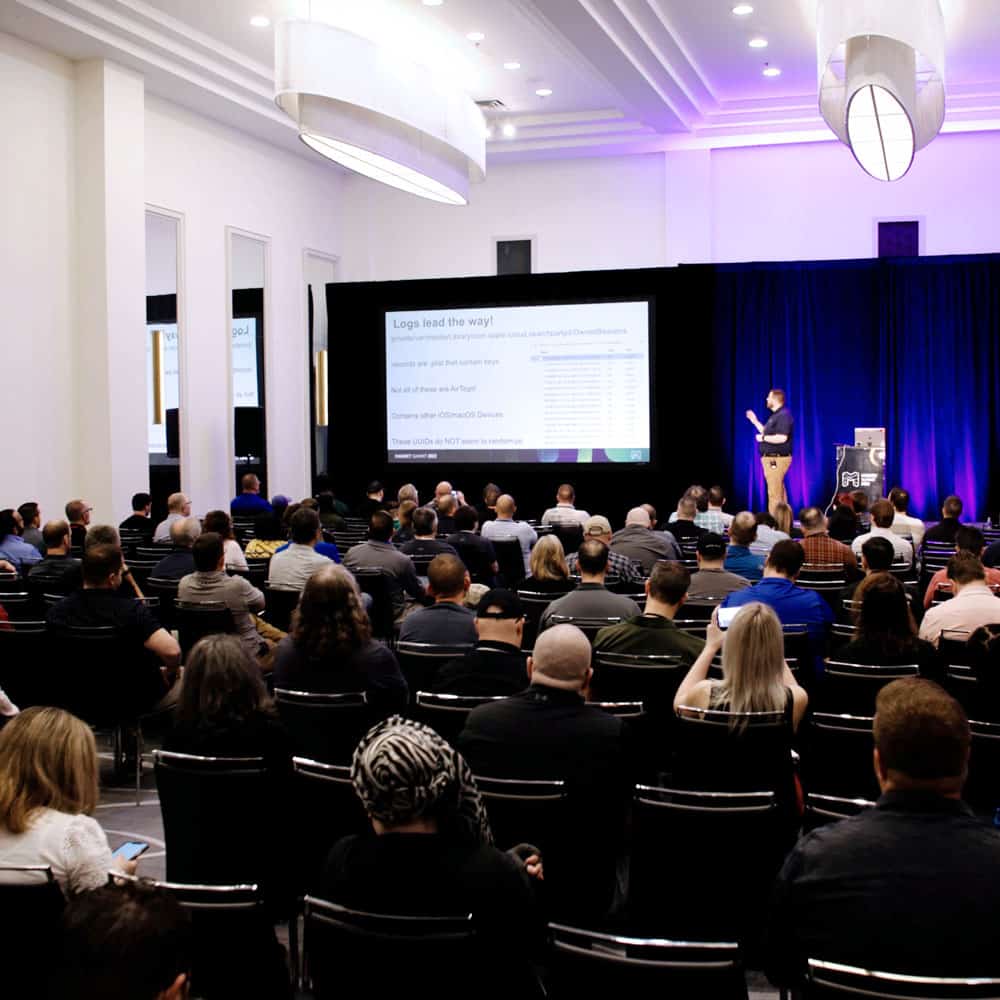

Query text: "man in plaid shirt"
[799, 506, 858, 576]
[566, 515, 645, 585]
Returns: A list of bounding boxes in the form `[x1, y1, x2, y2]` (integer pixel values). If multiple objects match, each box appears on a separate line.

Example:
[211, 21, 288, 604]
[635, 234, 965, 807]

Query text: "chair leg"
[288, 907, 301, 991]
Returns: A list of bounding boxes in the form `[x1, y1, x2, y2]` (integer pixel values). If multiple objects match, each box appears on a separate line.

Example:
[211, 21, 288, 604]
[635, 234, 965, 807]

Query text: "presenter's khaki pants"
[762, 455, 792, 517]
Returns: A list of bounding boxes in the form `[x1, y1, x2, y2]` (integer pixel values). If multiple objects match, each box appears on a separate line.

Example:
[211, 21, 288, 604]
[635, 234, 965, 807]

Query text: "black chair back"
[144, 577, 179, 628]
[413, 691, 508, 745]
[491, 538, 526, 589]
[304, 897, 484, 1000]
[965, 719, 1000, 815]
[0, 866, 65, 998]
[815, 659, 919, 715]
[802, 792, 876, 832]
[546, 615, 624, 644]
[175, 601, 235, 658]
[0, 570, 23, 593]
[591, 650, 684, 716]
[0, 622, 50, 707]
[274, 689, 371, 764]
[547, 923, 746, 1000]
[0, 592, 40, 621]
[681, 599, 723, 620]
[516, 589, 565, 650]
[805, 958, 1000, 999]
[244, 558, 270, 588]
[550, 523, 583, 555]
[264, 585, 300, 632]
[800, 713, 879, 801]
[394, 641, 473, 695]
[629, 785, 784, 954]
[351, 570, 395, 640]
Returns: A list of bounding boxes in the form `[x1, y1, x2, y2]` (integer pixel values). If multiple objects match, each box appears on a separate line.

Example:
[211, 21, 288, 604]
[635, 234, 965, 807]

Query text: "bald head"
[170, 516, 201, 548]
[625, 507, 651, 528]
[529, 624, 593, 692]
[495, 494, 516, 518]
[435, 482, 453, 500]
[166, 492, 190, 514]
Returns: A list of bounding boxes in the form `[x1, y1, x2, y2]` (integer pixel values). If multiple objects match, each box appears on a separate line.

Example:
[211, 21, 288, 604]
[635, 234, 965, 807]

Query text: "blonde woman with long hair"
[0, 707, 137, 891]
[523, 534, 574, 594]
[673, 602, 808, 731]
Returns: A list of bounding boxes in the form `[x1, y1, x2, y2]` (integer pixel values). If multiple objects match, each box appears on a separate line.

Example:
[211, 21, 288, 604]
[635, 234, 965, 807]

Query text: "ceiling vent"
[475, 99, 507, 111]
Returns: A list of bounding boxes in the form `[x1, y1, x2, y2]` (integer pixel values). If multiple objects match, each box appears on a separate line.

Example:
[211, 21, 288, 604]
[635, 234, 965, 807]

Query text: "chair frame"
[806, 957, 1000, 999]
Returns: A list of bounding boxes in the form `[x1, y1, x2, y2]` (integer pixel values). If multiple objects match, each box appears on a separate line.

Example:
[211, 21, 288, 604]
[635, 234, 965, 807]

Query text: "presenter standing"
[746, 388, 794, 517]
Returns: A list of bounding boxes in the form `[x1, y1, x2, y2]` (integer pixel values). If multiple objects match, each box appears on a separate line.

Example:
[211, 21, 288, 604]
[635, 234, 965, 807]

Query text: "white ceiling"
[4, 0, 1000, 162]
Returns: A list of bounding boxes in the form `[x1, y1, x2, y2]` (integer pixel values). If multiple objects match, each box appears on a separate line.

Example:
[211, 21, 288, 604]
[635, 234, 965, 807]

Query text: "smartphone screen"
[716, 607, 740, 630]
[112, 841, 149, 860]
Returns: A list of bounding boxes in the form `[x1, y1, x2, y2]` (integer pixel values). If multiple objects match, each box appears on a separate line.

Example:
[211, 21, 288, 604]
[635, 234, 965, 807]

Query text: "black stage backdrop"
[325, 254, 1000, 525]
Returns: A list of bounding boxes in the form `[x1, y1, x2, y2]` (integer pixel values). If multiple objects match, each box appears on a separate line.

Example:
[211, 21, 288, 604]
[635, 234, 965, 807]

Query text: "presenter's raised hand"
[745, 409, 758, 425]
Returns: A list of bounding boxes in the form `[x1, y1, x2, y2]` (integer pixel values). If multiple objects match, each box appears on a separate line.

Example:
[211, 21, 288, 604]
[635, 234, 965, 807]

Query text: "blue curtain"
[706, 255, 1000, 522]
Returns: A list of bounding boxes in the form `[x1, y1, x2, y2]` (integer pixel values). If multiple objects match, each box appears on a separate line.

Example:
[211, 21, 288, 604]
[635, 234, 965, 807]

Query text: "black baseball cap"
[697, 532, 727, 559]
[476, 589, 525, 619]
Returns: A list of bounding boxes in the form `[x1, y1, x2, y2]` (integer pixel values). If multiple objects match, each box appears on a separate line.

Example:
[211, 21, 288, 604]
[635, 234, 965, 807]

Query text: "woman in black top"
[164, 633, 291, 771]
[272, 564, 408, 715]
[521, 534, 575, 594]
[838, 573, 943, 680]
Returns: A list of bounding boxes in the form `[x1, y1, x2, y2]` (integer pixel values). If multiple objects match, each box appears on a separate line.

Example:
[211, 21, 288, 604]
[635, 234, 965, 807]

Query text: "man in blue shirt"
[0, 508, 43, 573]
[230, 474, 272, 516]
[724, 511, 767, 582]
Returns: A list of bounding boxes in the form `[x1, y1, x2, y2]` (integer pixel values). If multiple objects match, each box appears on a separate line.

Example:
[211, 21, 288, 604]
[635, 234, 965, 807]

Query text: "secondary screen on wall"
[385, 301, 651, 463]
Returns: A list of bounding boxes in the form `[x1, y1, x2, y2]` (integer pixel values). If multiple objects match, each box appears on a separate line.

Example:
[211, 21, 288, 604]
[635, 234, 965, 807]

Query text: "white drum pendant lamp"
[275, 17, 486, 204]
[818, 0, 945, 182]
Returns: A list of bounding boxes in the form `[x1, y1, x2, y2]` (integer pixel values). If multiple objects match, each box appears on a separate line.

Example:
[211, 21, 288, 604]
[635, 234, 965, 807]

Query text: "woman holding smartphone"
[673, 602, 808, 733]
[0, 707, 138, 892]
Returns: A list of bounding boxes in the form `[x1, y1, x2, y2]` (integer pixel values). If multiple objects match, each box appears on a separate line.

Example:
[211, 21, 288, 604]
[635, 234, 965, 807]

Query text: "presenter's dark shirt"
[760, 407, 794, 456]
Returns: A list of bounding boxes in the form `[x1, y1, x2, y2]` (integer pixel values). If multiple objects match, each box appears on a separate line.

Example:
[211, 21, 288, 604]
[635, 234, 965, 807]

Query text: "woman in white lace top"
[0, 707, 135, 893]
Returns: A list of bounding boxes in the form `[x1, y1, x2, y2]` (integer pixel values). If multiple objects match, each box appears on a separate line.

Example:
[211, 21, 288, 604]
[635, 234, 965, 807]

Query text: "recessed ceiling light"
[503, 61, 521, 70]
[502, 122, 517, 138]
[535, 87, 553, 97]
[732, 4, 754, 15]
[748, 37, 768, 49]
[763, 65, 781, 77]
[484, 125, 494, 139]
[466, 31, 485, 42]
[250, 15, 270, 28]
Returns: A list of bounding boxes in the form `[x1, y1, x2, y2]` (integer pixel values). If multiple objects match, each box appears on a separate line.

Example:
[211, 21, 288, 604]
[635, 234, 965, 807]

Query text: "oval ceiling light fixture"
[763, 65, 781, 77]
[466, 31, 485, 42]
[535, 87, 553, 97]
[818, 0, 945, 182]
[274, 14, 485, 205]
[503, 61, 521, 70]
[250, 15, 270, 28]
[748, 37, 768, 49]
[502, 122, 517, 138]
[732, 4, 754, 15]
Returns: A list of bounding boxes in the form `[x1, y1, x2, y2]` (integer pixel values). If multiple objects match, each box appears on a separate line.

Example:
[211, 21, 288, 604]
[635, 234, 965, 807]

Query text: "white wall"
[341, 152, 668, 281]
[0, 33, 77, 524]
[146, 211, 177, 297]
[144, 96, 345, 513]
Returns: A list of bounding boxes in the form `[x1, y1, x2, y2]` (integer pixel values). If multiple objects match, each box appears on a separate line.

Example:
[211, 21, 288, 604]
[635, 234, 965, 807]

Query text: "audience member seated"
[674, 602, 808, 731]
[433, 589, 528, 696]
[669, 485, 723, 534]
[152, 492, 191, 544]
[521, 534, 575, 594]
[268, 508, 335, 591]
[397, 483, 419, 508]
[0, 686, 18, 726]
[433, 492, 459, 535]
[446, 505, 498, 586]
[666, 495, 707, 543]
[852, 499, 914, 568]
[202, 509, 248, 572]
[852, 491, 872, 532]
[401, 507, 458, 561]
[707, 485, 734, 530]
[314, 476, 349, 518]
[245, 508, 288, 559]
[922, 494, 965, 546]
[317, 492, 347, 533]
[750, 510, 790, 555]
[724, 511, 767, 581]
[687, 532, 751, 599]
[722, 540, 833, 648]
[231, 473, 272, 517]
[888, 487, 925, 548]
[27, 519, 82, 592]
[540, 539, 641, 630]
[178, 533, 268, 661]
[273, 507, 341, 563]
[431, 480, 465, 512]
[65, 498, 92, 549]
[52, 881, 191, 1000]
[343, 511, 427, 621]
[48, 545, 182, 711]
[922, 525, 1000, 610]
[458, 624, 631, 921]
[0, 507, 43, 572]
[392, 499, 417, 544]
[151, 517, 201, 580]
[827, 493, 860, 543]
[398, 554, 477, 646]
[540, 483, 590, 526]
[475, 482, 501, 525]
[164, 634, 291, 770]
[967, 624, 1000, 721]
[919, 553, 1000, 647]
[319, 716, 544, 987]
[609, 506, 681, 572]
[0, 707, 137, 893]
[594, 561, 705, 663]
[481, 494, 537, 573]
[118, 491, 155, 544]
[356, 480, 388, 520]
[272, 565, 407, 715]
[566, 516, 644, 586]
[799, 506, 858, 576]
[765, 678, 1000, 985]
[838, 574, 942, 679]
[17, 501, 44, 553]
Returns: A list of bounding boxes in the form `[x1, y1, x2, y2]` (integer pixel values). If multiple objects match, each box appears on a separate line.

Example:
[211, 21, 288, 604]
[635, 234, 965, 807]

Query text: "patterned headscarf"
[351, 716, 493, 845]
